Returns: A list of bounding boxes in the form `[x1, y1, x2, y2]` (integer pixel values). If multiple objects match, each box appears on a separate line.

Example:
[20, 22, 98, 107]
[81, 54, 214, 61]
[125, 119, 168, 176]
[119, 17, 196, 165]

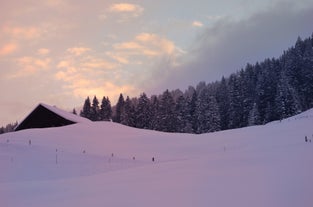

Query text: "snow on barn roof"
[39, 103, 90, 124]
[15, 103, 91, 131]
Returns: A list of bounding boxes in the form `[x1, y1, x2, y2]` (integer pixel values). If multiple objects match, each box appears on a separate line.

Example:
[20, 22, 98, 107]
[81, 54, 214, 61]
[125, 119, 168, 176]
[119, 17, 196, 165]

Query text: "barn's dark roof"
[15, 103, 90, 131]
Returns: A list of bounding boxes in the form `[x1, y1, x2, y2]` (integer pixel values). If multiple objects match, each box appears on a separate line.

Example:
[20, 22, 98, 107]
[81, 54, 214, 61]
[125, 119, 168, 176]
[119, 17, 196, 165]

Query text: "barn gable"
[15, 103, 90, 131]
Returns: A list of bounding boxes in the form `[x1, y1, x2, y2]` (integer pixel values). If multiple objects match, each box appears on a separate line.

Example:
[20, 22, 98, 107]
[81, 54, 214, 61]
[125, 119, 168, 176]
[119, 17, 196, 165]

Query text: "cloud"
[81, 56, 117, 69]
[44, 0, 69, 9]
[104, 32, 187, 93]
[113, 42, 142, 51]
[106, 52, 129, 64]
[113, 33, 184, 58]
[55, 47, 125, 101]
[57, 60, 71, 69]
[37, 48, 50, 56]
[8, 56, 51, 78]
[59, 48, 118, 70]
[0, 43, 18, 56]
[109, 3, 144, 16]
[98, 13, 107, 21]
[137, 33, 181, 56]
[55, 67, 137, 102]
[72, 82, 137, 103]
[104, 3, 144, 22]
[18, 56, 51, 69]
[206, 15, 224, 22]
[192, 21, 203, 27]
[149, 0, 313, 92]
[3, 25, 43, 40]
[67, 47, 91, 56]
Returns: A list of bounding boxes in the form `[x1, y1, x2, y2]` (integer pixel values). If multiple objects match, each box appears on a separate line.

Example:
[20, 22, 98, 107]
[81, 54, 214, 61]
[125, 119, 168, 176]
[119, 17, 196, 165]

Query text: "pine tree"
[150, 95, 160, 130]
[122, 96, 136, 126]
[114, 93, 125, 123]
[255, 60, 279, 124]
[158, 89, 176, 132]
[282, 37, 304, 110]
[248, 102, 260, 126]
[80, 96, 92, 120]
[195, 88, 210, 133]
[188, 89, 198, 133]
[207, 95, 221, 132]
[216, 76, 230, 130]
[72, 108, 77, 115]
[298, 36, 313, 109]
[135, 93, 151, 129]
[175, 95, 190, 132]
[275, 72, 301, 119]
[90, 96, 100, 121]
[99, 96, 112, 121]
[239, 67, 256, 126]
[228, 74, 242, 128]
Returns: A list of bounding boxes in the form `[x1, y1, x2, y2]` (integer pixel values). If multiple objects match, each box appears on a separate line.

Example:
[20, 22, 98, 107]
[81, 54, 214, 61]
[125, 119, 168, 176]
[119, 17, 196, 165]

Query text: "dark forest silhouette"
[80, 34, 313, 134]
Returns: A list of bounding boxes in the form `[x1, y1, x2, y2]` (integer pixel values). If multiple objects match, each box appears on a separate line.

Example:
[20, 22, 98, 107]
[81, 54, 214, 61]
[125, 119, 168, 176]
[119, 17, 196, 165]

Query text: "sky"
[1, 0, 313, 126]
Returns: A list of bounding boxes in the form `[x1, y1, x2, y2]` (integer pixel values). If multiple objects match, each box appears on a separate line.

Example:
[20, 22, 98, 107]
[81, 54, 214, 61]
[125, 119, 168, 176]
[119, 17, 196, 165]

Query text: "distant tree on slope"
[80, 96, 92, 120]
[99, 96, 112, 121]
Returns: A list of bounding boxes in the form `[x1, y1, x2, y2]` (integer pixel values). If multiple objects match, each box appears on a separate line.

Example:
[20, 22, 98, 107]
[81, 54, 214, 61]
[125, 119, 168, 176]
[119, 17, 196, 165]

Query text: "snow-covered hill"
[1, 109, 313, 207]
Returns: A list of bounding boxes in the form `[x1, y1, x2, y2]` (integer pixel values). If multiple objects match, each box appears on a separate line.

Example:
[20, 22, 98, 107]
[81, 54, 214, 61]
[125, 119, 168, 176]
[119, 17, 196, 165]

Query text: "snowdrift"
[0, 109, 313, 207]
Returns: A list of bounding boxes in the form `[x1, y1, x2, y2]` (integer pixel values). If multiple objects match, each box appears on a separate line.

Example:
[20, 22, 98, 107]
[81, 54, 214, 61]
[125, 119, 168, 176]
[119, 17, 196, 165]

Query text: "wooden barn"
[15, 103, 90, 131]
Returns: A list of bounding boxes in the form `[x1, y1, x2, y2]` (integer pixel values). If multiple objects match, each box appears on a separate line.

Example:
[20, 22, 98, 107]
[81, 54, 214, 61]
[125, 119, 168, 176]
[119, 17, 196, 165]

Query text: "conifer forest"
[80, 34, 313, 134]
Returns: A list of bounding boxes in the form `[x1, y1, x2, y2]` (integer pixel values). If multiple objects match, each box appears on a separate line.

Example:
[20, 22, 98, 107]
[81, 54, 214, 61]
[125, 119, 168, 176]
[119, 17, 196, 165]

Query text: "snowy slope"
[0, 109, 313, 207]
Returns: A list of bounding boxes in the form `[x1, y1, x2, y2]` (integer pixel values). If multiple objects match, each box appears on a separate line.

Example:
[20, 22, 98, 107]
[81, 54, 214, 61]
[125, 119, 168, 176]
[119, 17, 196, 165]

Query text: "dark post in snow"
[305, 136, 308, 142]
[56, 149, 58, 164]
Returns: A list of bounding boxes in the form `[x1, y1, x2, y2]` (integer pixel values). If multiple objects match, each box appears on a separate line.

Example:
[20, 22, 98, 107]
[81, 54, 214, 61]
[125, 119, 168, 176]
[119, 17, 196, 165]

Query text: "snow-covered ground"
[1, 109, 313, 207]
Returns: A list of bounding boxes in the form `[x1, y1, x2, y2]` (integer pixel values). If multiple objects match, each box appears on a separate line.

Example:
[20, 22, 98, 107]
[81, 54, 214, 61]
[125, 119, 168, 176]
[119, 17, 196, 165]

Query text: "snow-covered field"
[1, 110, 313, 207]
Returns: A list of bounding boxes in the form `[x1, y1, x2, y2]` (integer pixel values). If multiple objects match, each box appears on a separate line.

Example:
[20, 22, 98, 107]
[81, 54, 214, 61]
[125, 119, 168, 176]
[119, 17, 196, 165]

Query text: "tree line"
[80, 34, 313, 134]
[0, 122, 18, 134]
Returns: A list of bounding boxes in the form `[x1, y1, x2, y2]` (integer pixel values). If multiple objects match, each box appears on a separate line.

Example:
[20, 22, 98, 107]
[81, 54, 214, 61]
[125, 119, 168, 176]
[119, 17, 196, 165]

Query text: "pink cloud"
[109, 3, 144, 15]
[0, 43, 18, 56]
[192, 21, 204, 27]
[37, 48, 50, 56]
[8, 56, 52, 78]
[67, 47, 91, 56]
[3, 25, 43, 40]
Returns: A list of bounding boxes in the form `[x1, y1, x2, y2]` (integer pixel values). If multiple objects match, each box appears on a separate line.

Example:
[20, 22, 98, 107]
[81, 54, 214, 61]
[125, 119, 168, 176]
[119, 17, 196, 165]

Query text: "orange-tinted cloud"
[72, 82, 137, 102]
[136, 33, 178, 56]
[3, 25, 43, 40]
[0, 43, 18, 56]
[104, 3, 144, 22]
[37, 48, 50, 56]
[106, 52, 129, 64]
[55, 48, 124, 100]
[8, 56, 51, 78]
[109, 3, 144, 16]
[81, 56, 117, 69]
[192, 21, 204, 27]
[67, 47, 91, 56]
[55, 67, 137, 102]
[113, 33, 184, 58]
[113, 41, 143, 51]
